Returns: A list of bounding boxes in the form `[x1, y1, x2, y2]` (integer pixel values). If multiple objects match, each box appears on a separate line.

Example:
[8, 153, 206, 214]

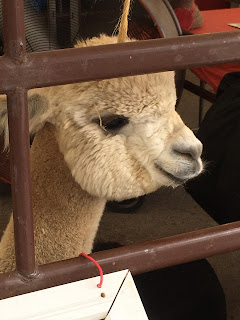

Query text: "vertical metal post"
[7, 89, 36, 277]
[2, 0, 26, 59]
[2, 0, 36, 277]
[70, 0, 81, 43]
[48, 0, 58, 50]
[199, 80, 205, 126]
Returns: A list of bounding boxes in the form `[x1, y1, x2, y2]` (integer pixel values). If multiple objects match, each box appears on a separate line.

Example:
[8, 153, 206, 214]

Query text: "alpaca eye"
[103, 116, 129, 130]
[92, 114, 129, 131]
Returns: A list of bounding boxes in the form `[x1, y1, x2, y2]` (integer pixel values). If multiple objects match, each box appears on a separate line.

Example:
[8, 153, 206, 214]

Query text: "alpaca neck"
[0, 124, 106, 272]
[30, 123, 106, 265]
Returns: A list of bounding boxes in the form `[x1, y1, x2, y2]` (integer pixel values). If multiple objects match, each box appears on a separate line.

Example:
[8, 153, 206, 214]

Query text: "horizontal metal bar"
[0, 31, 240, 92]
[184, 80, 216, 103]
[1, 221, 240, 299]
[7, 88, 36, 277]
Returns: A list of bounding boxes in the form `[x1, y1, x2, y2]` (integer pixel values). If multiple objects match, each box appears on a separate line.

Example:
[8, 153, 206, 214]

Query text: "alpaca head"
[0, 36, 203, 201]
[52, 0, 202, 200]
[53, 34, 203, 201]
[0, 1, 203, 202]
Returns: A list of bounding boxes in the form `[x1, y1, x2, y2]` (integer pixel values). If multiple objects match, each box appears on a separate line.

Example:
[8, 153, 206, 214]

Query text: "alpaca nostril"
[173, 142, 202, 160]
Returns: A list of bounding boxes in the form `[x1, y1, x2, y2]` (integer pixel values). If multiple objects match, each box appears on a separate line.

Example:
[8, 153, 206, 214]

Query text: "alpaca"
[0, 6, 203, 273]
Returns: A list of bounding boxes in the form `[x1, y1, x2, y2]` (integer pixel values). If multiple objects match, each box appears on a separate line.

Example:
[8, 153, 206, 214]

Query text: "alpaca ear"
[117, 0, 131, 43]
[0, 93, 51, 149]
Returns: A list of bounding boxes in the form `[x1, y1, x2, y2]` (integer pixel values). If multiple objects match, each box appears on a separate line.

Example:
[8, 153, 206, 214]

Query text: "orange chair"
[191, 8, 240, 92]
[185, 8, 240, 123]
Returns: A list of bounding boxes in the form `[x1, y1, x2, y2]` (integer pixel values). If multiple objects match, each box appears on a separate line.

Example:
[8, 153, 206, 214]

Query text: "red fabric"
[191, 8, 240, 34]
[174, 7, 194, 31]
[191, 9, 240, 92]
[192, 64, 240, 93]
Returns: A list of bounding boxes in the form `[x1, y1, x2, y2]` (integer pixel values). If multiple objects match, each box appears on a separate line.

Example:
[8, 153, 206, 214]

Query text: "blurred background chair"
[184, 4, 240, 124]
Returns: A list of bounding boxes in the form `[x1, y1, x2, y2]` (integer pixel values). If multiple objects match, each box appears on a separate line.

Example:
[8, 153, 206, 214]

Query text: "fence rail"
[0, 0, 240, 300]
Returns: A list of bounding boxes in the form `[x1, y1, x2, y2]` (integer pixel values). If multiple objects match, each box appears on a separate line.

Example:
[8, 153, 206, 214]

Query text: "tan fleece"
[0, 124, 105, 273]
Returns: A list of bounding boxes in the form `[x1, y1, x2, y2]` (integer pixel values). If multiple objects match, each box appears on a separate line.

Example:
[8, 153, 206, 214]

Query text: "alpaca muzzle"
[155, 135, 203, 185]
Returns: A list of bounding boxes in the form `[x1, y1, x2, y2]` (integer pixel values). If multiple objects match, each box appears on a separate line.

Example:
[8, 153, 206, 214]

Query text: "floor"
[0, 71, 240, 319]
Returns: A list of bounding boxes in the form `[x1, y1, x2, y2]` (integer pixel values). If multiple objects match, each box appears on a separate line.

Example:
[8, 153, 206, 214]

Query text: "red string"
[79, 252, 103, 288]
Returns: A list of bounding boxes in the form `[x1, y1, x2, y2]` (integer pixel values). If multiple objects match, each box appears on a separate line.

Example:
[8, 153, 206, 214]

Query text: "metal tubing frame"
[0, 0, 240, 300]
[184, 79, 216, 103]
[7, 88, 36, 277]
[2, 0, 36, 279]
[0, 31, 240, 93]
[1, 221, 240, 299]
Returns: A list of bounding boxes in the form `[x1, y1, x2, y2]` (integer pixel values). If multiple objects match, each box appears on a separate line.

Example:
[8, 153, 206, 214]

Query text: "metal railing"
[0, 0, 240, 300]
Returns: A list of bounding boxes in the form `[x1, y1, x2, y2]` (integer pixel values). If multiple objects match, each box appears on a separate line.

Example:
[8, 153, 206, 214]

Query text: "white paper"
[229, 22, 240, 29]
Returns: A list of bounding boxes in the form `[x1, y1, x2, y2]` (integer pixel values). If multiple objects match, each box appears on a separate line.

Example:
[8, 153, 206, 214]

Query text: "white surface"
[0, 269, 148, 320]
[105, 271, 148, 320]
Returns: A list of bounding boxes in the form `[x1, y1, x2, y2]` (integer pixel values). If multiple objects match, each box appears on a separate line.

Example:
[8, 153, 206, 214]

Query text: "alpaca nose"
[172, 141, 202, 160]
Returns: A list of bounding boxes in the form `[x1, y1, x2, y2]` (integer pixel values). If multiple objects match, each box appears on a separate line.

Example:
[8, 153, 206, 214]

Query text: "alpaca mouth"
[154, 163, 187, 185]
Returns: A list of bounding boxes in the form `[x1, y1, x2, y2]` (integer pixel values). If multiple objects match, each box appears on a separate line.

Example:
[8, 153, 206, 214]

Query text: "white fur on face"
[55, 66, 203, 201]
